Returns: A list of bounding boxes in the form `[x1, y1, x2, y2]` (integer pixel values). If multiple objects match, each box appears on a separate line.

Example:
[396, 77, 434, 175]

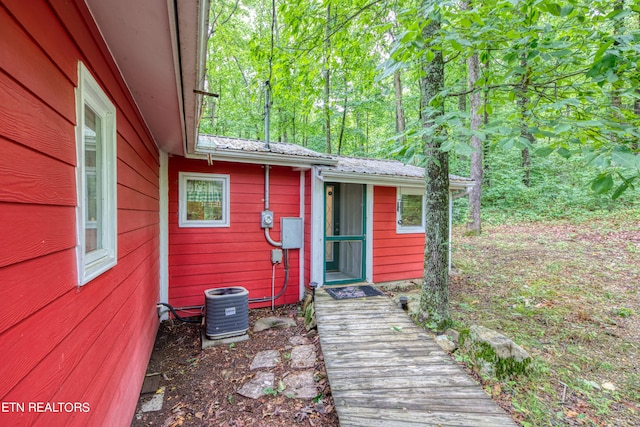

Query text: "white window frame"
[396, 187, 426, 234]
[179, 172, 230, 228]
[75, 62, 117, 285]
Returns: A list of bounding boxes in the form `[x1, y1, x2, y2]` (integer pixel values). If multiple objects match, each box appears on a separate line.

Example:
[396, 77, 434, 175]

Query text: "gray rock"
[237, 372, 275, 399]
[282, 371, 317, 399]
[290, 345, 316, 369]
[445, 328, 460, 344]
[468, 325, 530, 362]
[253, 316, 297, 332]
[464, 325, 531, 379]
[140, 386, 165, 412]
[289, 335, 310, 346]
[250, 350, 281, 370]
[435, 335, 457, 353]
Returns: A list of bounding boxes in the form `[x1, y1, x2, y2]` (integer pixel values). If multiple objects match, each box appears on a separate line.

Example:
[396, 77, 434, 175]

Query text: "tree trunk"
[458, 56, 467, 112]
[418, 13, 450, 329]
[292, 103, 296, 144]
[337, 92, 348, 154]
[482, 55, 490, 186]
[518, 56, 533, 187]
[365, 110, 369, 155]
[466, 50, 482, 235]
[393, 70, 406, 143]
[611, 0, 624, 143]
[635, 13, 640, 152]
[324, 3, 332, 154]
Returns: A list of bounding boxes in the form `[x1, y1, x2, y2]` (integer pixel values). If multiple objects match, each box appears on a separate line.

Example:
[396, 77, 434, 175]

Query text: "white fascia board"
[318, 170, 424, 187]
[188, 149, 336, 168]
[319, 169, 474, 191]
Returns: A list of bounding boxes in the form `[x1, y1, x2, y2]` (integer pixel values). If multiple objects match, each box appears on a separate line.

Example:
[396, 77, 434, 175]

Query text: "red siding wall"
[372, 186, 424, 283]
[0, 1, 160, 425]
[168, 157, 302, 310]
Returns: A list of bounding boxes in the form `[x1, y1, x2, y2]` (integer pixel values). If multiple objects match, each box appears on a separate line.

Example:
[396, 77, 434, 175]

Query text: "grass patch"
[450, 209, 640, 426]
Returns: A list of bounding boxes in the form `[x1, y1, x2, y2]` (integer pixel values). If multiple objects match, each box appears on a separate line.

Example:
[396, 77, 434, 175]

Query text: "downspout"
[264, 80, 271, 150]
[264, 166, 282, 247]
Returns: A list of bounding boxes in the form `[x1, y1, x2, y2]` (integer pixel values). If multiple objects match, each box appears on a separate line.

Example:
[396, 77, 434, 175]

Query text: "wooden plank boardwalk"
[315, 289, 517, 427]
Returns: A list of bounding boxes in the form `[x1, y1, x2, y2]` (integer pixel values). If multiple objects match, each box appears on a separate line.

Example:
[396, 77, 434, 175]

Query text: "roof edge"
[190, 149, 338, 167]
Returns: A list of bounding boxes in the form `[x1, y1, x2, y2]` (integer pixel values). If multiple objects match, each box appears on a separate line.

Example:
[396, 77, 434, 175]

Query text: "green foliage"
[204, 0, 640, 204]
[458, 328, 531, 380]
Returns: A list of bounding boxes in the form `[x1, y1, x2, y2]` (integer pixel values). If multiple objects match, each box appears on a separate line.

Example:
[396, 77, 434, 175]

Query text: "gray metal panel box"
[281, 217, 303, 249]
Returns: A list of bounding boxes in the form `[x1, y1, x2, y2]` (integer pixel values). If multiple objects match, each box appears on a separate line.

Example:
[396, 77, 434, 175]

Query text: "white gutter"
[317, 169, 474, 191]
[187, 149, 336, 168]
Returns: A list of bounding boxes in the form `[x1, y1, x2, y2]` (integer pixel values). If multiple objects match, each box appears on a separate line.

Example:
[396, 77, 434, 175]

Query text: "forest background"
[201, 0, 640, 222]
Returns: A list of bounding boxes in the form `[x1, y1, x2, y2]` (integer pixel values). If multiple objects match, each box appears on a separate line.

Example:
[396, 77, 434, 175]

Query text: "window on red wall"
[396, 187, 425, 234]
[75, 62, 117, 285]
[178, 172, 230, 227]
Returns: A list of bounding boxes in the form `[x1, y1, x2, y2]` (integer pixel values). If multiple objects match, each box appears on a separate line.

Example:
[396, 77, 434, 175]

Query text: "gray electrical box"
[281, 217, 303, 249]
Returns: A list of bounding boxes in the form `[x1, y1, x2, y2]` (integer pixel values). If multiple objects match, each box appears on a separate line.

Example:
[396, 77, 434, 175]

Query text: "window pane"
[84, 105, 102, 253]
[186, 179, 223, 221]
[401, 194, 422, 227]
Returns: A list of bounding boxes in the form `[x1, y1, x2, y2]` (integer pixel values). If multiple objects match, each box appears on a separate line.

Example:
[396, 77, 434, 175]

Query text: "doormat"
[325, 285, 384, 300]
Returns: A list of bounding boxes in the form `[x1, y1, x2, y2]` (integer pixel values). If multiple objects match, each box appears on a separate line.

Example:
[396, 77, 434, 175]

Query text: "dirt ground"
[131, 305, 339, 427]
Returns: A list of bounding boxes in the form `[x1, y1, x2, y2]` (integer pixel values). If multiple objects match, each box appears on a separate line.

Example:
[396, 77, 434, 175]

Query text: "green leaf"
[557, 147, 572, 159]
[587, 54, 617, 80]
[591, 174, 614, 194]
[554, 123, 571, 134]
[450, 39, 462, 51]
[594, 39, 615, 63]
[611, 182, 628, 200]
[612, 150, 639, 169]
[560, 5, 574, 17]
[425, 49, 435, 62]
[441, 139, 454, 152]
[544, 3, 562, 17]
[454, 142, 474, 156]
[536, 147, 554, 157]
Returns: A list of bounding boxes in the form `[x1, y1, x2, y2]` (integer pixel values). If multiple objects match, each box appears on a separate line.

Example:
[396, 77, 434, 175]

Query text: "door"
[324, 182, 366, 284]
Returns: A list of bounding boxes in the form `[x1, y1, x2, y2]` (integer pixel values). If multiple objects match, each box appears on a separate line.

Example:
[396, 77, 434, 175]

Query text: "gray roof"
[197, 135, 472, 184]
[198, 135, 334, 161]
[328, 156, 473, 183]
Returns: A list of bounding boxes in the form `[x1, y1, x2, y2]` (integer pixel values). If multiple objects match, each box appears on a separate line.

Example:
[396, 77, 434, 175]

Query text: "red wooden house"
[167, 136, 473, 311]
[0, 0, 209, 425]
[0, 1, 472, 425]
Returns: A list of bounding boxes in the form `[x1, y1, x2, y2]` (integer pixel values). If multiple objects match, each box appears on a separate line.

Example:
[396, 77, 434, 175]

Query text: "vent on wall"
[204, 287, 249, 339]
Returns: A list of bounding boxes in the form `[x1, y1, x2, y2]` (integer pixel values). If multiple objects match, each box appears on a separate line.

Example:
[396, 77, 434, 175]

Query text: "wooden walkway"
[315, 289, 517, 427]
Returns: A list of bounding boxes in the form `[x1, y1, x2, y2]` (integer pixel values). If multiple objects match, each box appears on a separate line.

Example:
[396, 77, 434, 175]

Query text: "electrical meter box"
[280, 217, 303, 249]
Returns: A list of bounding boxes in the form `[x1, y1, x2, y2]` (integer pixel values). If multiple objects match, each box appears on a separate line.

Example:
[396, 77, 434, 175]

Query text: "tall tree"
[418, 5, 450, 328]
[467, 49, 482, 234]
[394, 70, 407, 143]
[463, 0, 482, 234]
[324, 2, 333, 154]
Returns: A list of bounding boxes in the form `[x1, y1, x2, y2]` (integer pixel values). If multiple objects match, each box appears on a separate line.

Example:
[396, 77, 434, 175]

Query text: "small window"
[396, 187, 425, 234]
[179, 172, 230, 227]
[75, 63, 117, 285]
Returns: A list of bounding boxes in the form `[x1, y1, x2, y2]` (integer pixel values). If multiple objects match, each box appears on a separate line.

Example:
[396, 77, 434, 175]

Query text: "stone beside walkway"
[237, 322, 319, 400]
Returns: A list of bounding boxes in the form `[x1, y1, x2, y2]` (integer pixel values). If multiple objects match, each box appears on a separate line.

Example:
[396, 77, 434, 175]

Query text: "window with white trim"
[76, 62, 117, 285]
[396, 187, 425, 234]
[179, 172, 230, 227]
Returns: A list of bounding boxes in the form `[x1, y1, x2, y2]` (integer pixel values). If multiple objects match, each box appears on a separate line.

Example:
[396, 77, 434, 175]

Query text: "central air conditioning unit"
[204, 287, 249, 340]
